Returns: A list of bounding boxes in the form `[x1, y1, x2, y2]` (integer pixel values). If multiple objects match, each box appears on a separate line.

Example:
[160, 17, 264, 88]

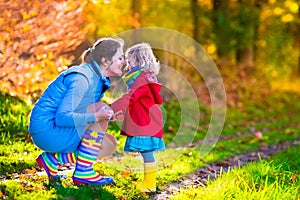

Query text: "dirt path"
[152, 139, 300, 200]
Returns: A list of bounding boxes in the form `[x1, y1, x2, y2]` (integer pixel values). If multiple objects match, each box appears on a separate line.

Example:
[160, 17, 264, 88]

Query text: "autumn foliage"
[0, 0, 87, 101]
[0, 0, 299, 106]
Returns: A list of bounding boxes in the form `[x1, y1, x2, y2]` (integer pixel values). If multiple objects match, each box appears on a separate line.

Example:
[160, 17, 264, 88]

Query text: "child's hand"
[94, 105, 114, 121]
[112, 110, 124, 121]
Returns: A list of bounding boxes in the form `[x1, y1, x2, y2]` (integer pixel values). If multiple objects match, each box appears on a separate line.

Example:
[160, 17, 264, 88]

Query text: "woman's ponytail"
[81, 38, 124, 65]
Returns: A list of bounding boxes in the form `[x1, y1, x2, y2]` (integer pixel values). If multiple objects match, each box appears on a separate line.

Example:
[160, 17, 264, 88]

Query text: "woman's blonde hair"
[125, 43, 160, 75]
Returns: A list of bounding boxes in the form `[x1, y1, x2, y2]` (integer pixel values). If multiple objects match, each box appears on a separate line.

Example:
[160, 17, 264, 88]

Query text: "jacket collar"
[90, 60, 110, 81]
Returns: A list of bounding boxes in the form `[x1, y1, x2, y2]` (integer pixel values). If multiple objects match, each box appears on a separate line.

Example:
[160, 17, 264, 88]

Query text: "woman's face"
[106, 47, 125, 76]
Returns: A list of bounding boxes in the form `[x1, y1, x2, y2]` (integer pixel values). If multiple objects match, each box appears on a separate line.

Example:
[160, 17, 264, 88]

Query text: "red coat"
[111, 71, 163, 138]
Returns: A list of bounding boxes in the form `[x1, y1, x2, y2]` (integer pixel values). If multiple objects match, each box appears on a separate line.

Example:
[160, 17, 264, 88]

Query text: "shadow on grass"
[51, 183, 118, 200]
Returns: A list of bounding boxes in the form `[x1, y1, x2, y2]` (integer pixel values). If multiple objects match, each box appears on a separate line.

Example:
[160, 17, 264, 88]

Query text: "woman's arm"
[55, 73, 96, 127]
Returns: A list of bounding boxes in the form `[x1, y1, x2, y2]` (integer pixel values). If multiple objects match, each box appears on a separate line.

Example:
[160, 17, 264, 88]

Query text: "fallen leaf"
[291, 174, 297, 183]
[120, 171, 130, 178]
[25, 167, 36, 175]
[19, 174, 28, 180]
[255, 131, 263, 140]
[24, 186, 35, 191]
[215, 161, 230, 166]
[141, 192, 147, 197]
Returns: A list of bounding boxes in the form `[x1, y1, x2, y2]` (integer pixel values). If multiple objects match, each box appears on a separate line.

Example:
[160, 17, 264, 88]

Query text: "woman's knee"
[104, 133, 117, 145]
[96, 133, 117, 160]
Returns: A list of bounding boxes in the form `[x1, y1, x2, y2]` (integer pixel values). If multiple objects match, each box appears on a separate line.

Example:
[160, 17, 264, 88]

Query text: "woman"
[28, 37, 125, 185]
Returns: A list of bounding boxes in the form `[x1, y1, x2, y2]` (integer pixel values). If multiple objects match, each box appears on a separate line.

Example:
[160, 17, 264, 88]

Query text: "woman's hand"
[94, 105, 114, 121]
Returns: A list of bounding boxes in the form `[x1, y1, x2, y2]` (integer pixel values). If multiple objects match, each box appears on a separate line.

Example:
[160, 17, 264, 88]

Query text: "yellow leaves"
[25, 167, 37, 175]
[30, 11, 39, 17]
[207, 44, 217, 55]
[0, 18, 4, 25]
[271, 1, 298, 23]
[20, 10, 38, 20]
[0, 191, 4, 199]
[23, 25, 31, 32]
[273, 7, 284, 16]
[120, 170, 131, 178]
[268, 0, 276, 4]
[281, 14, 294, 23]
[285, 1, 298, 13]
[19, 174, 28, 181]
[20, 10, 31, 20]
[24, 185, 38, 191]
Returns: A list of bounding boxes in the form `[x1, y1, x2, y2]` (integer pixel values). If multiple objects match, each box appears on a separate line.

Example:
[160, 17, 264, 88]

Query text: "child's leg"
[137, 151, 157, 192]
[141, 151, 155, 163]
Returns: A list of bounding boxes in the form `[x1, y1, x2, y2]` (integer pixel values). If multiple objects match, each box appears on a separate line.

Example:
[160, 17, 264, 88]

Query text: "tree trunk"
[291, 3, 300, 77]
[191, 0, 200, 43]
[297, 4, 300, 76]
[131, 0, 141, 43]
[235, 0, 256, 69]
[212, 0, 230, 59]
[236, 46, 254, 69]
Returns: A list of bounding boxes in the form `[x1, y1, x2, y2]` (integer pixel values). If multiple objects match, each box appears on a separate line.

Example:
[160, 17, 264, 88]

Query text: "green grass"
[0, 90, 300, 199]
[0, 138, 40, 174]
[0, 91, 31, 139]
[1, 128, 298, 199]
[171, 145, 300, 200]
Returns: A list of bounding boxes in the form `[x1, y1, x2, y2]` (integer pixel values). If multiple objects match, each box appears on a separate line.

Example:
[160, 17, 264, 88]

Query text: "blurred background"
[0, 0, 299, 107]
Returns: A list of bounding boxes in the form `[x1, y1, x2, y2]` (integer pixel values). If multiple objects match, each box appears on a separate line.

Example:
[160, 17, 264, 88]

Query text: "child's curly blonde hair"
[125, 43, 160, 75]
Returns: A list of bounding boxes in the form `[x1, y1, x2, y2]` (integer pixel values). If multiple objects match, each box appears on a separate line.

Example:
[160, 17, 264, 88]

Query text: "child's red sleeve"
[111, 77, 149, 112]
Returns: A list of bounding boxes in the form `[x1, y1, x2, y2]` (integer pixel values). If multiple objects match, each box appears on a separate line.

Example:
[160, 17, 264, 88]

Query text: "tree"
[235, 0, 259, 70]
[191, 0, 200, 44]
[257, 0, 299, 79]
[212, 0, 230, 59]
[0, 0, 87, 101]
[296, 3, 300, 75]
[131, 0, 141, 43]
[212, 0, 259, 70]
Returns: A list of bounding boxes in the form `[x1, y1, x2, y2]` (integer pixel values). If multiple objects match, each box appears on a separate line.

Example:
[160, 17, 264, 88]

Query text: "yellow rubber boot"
[137, 162, 157, 192]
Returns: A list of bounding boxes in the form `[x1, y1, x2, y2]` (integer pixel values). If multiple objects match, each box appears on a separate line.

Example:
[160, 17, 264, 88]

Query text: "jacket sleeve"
[111, 78, 149, 112]
[55, 73, 96, 127]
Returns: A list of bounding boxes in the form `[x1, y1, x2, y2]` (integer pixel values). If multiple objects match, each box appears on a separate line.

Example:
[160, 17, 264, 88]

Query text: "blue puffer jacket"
[28, 61, 110, 152]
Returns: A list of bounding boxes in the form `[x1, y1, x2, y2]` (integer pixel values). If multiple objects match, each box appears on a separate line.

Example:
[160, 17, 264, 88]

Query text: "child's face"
[125, 54, 135, 70]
